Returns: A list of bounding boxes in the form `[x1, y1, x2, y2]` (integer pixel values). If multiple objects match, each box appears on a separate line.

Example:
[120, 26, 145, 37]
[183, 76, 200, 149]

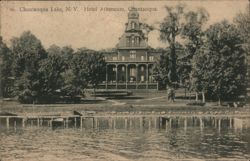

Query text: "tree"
[39, 54, 65, 102]
[61, 46, 74, 59]
[181, 8, 209, 81]
[47, 44, 61, 56]
[159, 4, 185, 88]
[193, 21, 247, 104]
[10, 31, 47, 103]
[234, 6, 250, 89]
[86, 53, 106, 89]
[61, 49, 106, 99]
[192, 46, 213, 102]
[234, 6, 250, 46]
[61, 52, 88, 99]
[181, 8, 209, 100]
[153, 50, 170, 89]
[0, 37, 13, 97]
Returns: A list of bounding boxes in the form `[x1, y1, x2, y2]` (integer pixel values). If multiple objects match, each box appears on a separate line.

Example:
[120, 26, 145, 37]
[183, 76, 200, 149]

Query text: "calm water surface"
[0, 116, 250, 161]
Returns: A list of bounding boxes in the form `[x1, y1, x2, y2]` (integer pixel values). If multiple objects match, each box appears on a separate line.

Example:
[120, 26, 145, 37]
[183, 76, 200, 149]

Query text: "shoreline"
[1, 100, 250, 117]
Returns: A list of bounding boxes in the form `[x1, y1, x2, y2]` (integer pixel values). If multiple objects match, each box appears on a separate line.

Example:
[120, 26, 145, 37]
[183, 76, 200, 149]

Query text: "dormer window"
[131, 22, 136, 29]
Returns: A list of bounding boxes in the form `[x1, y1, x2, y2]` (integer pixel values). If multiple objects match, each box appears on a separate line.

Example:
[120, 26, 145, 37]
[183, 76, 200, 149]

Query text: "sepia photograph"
[0, 0, 250, 160]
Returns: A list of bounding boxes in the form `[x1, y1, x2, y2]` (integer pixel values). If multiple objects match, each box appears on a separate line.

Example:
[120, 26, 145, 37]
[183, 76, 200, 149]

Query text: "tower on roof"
[117, 7, 148, 49]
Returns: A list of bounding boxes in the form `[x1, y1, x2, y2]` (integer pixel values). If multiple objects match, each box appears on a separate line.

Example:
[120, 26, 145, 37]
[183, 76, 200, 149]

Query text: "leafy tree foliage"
[159, 4, 185, 87]
[0, 37, 13, 97]
[61, 53, 88, 98]
[61, 49, 106, 99]
[10, 31, 47, 103]
[180, 8, 209, 85]
[153, 52, 171, 89]
[234, 6, 250, 88]
[38, 54, 66, 102]
[157, 5, 209, 90]
[192, 21, 247, 103]
[47, 44, 61, 56]
[234, 6, 250, 46]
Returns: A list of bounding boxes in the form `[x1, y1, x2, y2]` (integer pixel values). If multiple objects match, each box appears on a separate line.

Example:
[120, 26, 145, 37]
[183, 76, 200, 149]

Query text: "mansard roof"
[117, 32, 148, 49]
[116, 7, 148, 50]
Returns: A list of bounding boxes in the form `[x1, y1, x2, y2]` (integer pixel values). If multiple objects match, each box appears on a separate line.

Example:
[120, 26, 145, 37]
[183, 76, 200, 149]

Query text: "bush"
[186, 102, 206, 106]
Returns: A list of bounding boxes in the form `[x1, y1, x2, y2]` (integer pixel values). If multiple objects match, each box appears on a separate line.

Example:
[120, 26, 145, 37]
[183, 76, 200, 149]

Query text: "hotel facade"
[101, 8, 162, 90]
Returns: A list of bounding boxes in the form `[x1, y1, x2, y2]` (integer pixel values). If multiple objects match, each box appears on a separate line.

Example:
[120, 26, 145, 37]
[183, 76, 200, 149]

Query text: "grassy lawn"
[1, 90, 250, 116]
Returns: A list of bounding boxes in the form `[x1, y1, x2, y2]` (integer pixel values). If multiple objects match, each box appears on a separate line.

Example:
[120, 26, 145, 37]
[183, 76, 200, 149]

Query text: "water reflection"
[0, 116, 250, 160]
[0, 115, 250, 131]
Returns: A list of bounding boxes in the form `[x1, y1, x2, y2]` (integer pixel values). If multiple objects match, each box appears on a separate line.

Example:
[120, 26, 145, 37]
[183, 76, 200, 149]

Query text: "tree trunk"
[170, 43, 177, 83]
[185, 86, 186, 98]
[94, 87, 96, 100]
[202, 91, 205, 103]
[218, 97, 221, 106]
[195, 92, 199, 102]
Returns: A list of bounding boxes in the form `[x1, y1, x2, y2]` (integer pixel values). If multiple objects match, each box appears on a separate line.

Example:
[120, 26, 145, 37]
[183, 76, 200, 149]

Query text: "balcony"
[106, 58, 155, 63]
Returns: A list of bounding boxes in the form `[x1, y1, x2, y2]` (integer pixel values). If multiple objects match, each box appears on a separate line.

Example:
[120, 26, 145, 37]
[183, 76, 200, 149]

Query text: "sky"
[0, 0, 248, 50]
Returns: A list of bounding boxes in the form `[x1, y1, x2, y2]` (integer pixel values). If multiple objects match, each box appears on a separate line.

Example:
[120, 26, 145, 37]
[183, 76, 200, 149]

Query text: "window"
[112, 57, 117, 61]
[149, 56, 154, 61]
[136, 37, 140, 45]
[130, 50, 136, 59]
[130, 53, 136, 59]
[131, 22, 135, 29]
[141, 75, 145, 82]
[126, 37, 130, 47]
[112, 67, 117, 72]
[122, 66, 125, 72]
[141, 66, 144, 71]
[130, 68, 136, 77]
[131, 37, 135, 46]
[141, 56, 144, 61]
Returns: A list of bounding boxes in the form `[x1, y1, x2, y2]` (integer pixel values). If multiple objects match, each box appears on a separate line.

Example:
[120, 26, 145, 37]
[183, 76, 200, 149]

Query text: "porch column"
[146, 64, 149, 89]
[106, 65, 108, 89]
[124, 118, 128, 129]
[140, 117, 143, 129]
[218, 118, 221, 132]
[126, 64, 128, 89]
[148, 117, 151, 130]
[184, 117, 187, 132]
[136, 64, 138, 89]
[116, 64, 118, 89]
[6, 117, 9, 129]
[22, 118, 26, 128]
[200, 117, 204, 131]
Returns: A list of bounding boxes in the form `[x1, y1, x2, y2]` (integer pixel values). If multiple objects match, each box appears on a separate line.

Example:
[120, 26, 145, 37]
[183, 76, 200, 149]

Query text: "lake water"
[0, 116, 250, 161]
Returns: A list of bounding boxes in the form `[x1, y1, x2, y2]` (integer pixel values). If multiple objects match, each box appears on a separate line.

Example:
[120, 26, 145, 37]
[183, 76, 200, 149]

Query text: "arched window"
[131, 37, 135, 46]
[134, 37, 140, 46]
[126, 37, 130, 47]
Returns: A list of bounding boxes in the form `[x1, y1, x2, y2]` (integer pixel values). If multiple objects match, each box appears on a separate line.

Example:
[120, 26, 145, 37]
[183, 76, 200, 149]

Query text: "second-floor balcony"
[105, 56, 156, 63]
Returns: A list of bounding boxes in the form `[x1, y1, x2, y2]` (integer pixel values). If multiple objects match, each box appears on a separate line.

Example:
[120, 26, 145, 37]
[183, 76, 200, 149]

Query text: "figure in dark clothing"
[167, 88, 175, 102]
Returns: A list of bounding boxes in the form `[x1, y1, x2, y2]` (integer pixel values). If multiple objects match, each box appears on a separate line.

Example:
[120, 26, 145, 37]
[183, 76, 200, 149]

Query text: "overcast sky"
[1, 0, 248, 50]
